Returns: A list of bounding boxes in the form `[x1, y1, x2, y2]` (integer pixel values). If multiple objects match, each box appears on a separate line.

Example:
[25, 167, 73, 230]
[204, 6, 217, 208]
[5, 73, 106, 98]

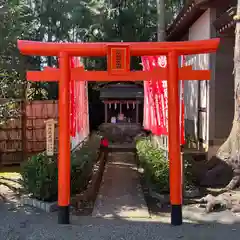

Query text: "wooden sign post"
[45, 119, 57, 156]
[18, 38, 220, 226]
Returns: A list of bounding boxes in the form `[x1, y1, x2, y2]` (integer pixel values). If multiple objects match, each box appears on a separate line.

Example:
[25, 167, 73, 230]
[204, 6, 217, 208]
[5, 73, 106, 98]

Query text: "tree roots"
[0, 193, 6, 202]
[0, 177, 22, 202]
[200, 190, 240, 213]
[225, 174, 240, 190]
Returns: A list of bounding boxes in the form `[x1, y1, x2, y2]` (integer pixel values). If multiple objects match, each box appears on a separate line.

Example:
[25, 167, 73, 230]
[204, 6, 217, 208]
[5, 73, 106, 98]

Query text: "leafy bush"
[21, 135, 101, 202]
[136, 137, 194, 193]
[70, 136, 100, 195]
[21, 153, 58, 201]
[136, 137, 169, 193]
[183, 154, 196, 189]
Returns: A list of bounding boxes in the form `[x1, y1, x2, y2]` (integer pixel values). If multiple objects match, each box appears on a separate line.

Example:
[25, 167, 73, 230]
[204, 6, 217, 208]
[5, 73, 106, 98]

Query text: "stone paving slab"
[92, 152, 150, 219]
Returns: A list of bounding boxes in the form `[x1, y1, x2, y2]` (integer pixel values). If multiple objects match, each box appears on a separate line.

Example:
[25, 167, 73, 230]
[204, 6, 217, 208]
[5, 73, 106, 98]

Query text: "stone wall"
[99, 123, 142, 143]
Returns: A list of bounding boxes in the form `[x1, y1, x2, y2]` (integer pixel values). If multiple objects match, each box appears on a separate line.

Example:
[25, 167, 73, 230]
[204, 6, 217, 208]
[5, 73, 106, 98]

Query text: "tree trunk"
[156, 0, 165, 41]
[211, 1, 240, 190]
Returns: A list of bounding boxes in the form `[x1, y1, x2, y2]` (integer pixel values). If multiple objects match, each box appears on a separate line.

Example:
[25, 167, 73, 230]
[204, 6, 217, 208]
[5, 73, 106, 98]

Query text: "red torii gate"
[17, 39, 220, 226]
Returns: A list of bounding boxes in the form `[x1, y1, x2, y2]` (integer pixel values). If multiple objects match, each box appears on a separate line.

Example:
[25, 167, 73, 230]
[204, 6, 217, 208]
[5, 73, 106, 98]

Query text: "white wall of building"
[185, 9, 211, 145]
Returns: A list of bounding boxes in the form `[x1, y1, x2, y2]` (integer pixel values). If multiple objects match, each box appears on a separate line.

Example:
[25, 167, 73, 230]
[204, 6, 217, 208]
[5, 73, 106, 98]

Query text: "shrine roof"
[99, 83, 143, 100]
[212, 6, 236, 34]
[166, 0, 235, 41]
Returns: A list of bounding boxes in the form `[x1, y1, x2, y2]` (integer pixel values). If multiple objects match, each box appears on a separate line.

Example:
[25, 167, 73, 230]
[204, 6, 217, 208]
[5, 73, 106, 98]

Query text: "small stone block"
[37, 200, 41, 208]
[41, 202, 45, 210]
[20, 196, 58, 213]
[32, 199, 37, 207]
[49, 202, 58, 212]
[45, 204, 50, 212]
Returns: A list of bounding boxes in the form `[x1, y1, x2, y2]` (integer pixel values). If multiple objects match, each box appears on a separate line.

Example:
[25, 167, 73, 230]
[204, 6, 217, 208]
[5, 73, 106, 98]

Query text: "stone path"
[92, 152, 150, 219]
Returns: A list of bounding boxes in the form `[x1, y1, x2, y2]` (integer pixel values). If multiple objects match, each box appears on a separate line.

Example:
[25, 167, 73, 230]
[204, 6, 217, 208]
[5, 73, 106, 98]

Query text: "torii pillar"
[17, 38, 219, 225]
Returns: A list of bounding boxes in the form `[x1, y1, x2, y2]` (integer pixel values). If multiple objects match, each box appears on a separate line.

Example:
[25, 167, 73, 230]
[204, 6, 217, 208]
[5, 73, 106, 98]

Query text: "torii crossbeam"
[17, 38, 220, 226]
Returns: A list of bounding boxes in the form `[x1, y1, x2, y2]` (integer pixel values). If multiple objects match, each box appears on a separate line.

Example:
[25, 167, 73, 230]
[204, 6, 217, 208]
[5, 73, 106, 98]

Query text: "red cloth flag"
[57, 56, 89, 147]
[180, 55, 186, 145]
[142, 56, 156, 132]
[141, 55, 185, 145]
[70, 58, 76, 137]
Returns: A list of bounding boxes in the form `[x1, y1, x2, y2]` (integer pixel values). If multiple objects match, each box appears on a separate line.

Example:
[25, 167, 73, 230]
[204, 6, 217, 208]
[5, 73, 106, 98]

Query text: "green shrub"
[21, 135, 101, 202]
[136, 137, 194, 193]
[70, 136, 100, 195]
[21, 152, 58, 201]
[183, 154, 196, 189]
[136, 137, 169, 193]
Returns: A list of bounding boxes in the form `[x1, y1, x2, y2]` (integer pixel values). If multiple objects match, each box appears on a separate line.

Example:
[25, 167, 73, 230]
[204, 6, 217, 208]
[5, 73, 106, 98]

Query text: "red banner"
[142, 55, 185, 145]
[70, 58, 76, 137]
[180, 56, 186, 145]
[142, 57, 154, 132]
[146, 56, 161, 135]
[152, 56, 168, 135]
[69, 57, 89, 149]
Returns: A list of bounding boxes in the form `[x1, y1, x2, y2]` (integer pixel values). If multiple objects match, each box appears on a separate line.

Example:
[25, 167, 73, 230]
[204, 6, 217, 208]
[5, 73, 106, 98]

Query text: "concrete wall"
[206, 4, 235, 160]
[214, 37, 234, 140]
[214, 1, 235, 142]
[208, 6, 235, 142]
[184, 9, 211, 147]
[207, 35, 235, 160]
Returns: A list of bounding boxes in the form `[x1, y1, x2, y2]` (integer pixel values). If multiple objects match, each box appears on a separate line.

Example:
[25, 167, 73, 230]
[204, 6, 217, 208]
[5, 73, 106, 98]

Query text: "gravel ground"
[1, 169, 240, 239]
[1, 199, 240, 240]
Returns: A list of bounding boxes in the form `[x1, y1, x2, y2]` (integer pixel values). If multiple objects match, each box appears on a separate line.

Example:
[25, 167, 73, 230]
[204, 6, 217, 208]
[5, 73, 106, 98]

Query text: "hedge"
[136, 137, 194, 194]
[136, 137, 169, 193]
[21, 134, 101, 202]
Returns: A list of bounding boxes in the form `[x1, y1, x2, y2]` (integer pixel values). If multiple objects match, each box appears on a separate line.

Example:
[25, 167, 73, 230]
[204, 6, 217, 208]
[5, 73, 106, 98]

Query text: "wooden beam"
[26, 65, 211, 82]
[195, 0, 214, 9]
[18, 39, 220, 56]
